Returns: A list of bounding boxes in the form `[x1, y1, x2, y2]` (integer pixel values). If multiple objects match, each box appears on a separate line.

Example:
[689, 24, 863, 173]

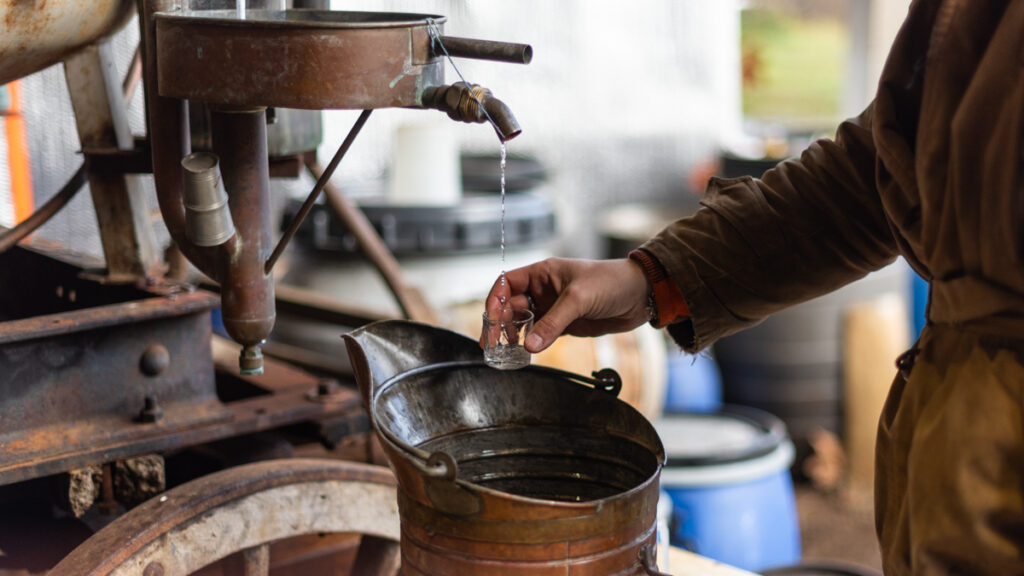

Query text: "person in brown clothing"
[484, 1, 1024, 574]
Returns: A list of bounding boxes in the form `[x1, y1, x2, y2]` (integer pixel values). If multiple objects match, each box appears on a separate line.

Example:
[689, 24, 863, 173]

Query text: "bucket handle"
[639, 544, 672, 576]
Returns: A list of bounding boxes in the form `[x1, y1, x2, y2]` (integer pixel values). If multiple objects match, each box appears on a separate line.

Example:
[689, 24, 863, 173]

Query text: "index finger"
[485, 268, 532, 312]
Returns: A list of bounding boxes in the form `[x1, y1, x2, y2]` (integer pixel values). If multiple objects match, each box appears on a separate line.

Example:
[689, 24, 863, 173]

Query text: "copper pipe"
[138, 0, 221, 279]
[431, 36, 532, 65]
[209, 106, 275, 374]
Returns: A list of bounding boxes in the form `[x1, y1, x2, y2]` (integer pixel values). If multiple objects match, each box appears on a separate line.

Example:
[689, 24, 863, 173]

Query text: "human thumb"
[524, 296, 578, 353]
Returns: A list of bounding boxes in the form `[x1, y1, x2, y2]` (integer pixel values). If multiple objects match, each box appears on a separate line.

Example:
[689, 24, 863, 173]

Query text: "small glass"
[482, 307, 534, 370]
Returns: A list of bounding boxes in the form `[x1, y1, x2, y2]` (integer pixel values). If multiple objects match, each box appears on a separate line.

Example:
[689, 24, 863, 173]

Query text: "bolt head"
[140, 344, 170, 376]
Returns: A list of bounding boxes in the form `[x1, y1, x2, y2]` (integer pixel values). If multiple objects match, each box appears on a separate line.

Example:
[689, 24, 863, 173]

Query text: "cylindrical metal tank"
[0, 0, 135, 85]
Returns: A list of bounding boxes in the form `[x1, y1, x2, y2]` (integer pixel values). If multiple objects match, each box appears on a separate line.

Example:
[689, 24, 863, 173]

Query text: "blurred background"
[0, 1, 920, 573]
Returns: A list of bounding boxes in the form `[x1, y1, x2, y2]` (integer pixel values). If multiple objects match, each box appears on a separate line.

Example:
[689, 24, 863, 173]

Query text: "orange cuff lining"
[628, 249, 690, 328]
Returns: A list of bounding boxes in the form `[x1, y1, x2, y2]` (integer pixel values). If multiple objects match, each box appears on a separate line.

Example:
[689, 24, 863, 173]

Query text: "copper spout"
[421, 83, 521, 142]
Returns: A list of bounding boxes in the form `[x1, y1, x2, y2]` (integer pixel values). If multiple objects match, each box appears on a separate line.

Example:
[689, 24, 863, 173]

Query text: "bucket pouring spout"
[343, 320, 483, 408]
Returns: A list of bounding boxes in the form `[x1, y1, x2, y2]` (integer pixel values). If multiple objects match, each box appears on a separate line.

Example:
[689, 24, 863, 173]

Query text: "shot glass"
[482, 307, 534, 370]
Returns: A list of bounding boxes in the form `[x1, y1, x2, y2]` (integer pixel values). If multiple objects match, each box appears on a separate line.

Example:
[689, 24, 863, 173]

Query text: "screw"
[317, 379, 337, 396]
[143, 562, 165, 576]
[137, 396, 163, 423]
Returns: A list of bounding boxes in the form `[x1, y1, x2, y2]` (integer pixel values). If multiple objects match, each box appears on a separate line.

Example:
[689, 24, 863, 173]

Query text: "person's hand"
[482, 258, 650, 353]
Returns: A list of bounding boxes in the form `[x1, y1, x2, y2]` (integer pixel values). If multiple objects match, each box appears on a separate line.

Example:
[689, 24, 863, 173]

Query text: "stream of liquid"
[499, 141, 508, 289]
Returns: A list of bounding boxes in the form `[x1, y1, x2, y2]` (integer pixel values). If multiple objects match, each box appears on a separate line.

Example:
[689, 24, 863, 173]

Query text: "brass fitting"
[421, 82, 521, 142]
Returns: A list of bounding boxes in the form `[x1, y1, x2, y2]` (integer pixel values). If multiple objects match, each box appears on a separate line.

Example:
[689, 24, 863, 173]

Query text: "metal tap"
[421, 83, 522, 142]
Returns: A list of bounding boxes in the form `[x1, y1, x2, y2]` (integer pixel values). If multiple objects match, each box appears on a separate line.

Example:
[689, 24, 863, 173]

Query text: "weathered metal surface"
[344, 321, 666, 575]
[0, 351, 366, 486]
[140, 0, 222, 284]
[191, 105, 324, 158]
[65, 41, 161, 280]
[49, 459, 399, 576]
[0, 0, 134, 85]
[181, 152, 235, 248]
[209, 107, 275, 361]
[222, 544, 269, 576]
[154, 10, 445, 110]
[0, 282, 225, 486]
[432, 35, 533, 65]
[0, 245, 365, 486]
[422, 82, 522, 141]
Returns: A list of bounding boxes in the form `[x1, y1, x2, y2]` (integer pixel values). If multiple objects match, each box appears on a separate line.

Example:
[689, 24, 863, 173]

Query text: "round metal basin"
[0, 0, 134, 85]
[155, 9, 447, 110]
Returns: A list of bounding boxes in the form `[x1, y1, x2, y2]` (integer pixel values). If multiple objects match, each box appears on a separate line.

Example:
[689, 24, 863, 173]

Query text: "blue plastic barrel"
[656, 406, 801, 572]
[911, 272, 928, 340]
[664, 349, 723, 413]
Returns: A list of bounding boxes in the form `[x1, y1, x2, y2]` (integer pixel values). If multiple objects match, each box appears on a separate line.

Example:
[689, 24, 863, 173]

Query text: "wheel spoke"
[49, 459, 399, 576]
[351, 535, 401, 576]
[223, 544, 270, 576]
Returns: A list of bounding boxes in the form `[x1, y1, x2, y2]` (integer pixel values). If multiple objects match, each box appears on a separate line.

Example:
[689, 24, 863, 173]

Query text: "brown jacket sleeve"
[640, 105, 900, 352]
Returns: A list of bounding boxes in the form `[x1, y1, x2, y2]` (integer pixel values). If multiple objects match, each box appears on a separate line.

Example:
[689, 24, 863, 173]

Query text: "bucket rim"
[371, 359, 666, 508]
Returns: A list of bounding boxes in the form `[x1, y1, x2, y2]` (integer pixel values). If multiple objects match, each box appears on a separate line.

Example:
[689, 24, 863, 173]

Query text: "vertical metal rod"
[139, 0, 221, 278]
[122, 45, 143, 103]
[242, 544, 270, 576]
[309, 159, 438, 324]
[223, 544, 270, 576]
[209, 107, 274, 364]
[264, 109, 372, 274]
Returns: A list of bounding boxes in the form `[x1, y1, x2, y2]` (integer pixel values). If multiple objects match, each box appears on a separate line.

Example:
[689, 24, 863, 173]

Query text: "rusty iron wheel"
[49, 458, 400, 576]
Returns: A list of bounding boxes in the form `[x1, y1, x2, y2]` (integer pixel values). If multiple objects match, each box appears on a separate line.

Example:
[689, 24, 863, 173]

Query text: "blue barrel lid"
[655, 405, 789, 467]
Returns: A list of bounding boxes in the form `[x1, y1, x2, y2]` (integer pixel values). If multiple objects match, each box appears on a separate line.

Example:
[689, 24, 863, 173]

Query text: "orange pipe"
[4, 81, 34, 223]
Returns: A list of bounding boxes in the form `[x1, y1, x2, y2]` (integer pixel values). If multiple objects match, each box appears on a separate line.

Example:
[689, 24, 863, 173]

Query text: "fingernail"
[526, 333, 543, 351]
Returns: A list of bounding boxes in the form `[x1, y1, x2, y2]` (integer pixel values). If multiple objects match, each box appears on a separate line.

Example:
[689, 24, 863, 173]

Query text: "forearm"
[641, 107, 899, 352]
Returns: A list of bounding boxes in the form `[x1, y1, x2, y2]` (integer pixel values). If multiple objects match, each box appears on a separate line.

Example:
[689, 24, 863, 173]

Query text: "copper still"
[345, 321, 667, 575]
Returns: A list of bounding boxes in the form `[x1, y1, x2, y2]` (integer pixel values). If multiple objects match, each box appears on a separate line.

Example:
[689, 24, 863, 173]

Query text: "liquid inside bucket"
[417, 424, 660, 501]
[374, 362, 664, 503]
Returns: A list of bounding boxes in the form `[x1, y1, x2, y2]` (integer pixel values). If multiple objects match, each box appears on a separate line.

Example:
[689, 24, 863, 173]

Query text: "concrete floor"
[796, 484, 883, 573]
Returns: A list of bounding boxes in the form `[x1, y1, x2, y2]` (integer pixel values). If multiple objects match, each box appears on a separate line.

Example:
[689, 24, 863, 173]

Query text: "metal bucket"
[344, 320, 667, 575]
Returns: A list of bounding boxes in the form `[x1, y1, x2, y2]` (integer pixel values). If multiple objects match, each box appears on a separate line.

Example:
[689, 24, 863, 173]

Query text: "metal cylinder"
[209, 107, 275, 371]
[182, 152, 235, 247]
[0, 0, 134, 85]
[432, 36, 533, 65]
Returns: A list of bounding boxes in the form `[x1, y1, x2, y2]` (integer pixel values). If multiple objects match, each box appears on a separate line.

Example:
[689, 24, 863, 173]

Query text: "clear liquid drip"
[499, 142, 507, 270]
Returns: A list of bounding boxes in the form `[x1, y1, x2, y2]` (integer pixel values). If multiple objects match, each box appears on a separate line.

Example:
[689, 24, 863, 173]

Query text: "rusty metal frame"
[0, 245, 367, 488]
